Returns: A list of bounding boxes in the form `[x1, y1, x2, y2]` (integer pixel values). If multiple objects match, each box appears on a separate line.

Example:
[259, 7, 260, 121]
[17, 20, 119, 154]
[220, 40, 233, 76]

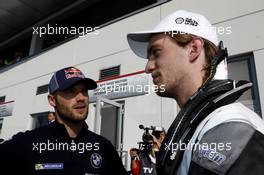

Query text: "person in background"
[47, 111, 55, 124]
[13, 51, 23, 63]
[130, 127, 165, 175]
[4, 57, 12, 65]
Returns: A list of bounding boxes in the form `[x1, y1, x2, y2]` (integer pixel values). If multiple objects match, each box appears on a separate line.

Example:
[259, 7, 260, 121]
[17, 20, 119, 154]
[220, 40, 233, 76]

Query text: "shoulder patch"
[192, 122, 255, 174]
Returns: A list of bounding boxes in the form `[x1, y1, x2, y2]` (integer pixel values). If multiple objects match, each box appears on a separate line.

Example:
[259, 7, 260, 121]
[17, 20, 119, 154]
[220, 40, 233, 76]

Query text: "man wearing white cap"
[127, 10, 264, 175]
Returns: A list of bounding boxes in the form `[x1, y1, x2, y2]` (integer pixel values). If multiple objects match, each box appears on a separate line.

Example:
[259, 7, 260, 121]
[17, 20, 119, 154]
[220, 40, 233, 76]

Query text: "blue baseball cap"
[48, 66, 97, 94]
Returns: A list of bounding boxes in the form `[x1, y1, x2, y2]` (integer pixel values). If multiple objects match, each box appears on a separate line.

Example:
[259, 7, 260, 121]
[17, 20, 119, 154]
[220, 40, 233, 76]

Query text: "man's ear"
[48, 94, 56, 107]
[188, 37, 204, 62]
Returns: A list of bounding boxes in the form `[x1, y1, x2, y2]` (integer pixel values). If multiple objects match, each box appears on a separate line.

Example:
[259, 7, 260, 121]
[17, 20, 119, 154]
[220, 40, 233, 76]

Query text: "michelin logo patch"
[90, 153, 102, 168]
[35, 163, 63, 170]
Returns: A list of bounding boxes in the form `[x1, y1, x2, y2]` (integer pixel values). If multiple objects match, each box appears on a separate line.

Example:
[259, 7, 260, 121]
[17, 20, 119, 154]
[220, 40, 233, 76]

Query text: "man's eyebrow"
[147, 43, 162, 54]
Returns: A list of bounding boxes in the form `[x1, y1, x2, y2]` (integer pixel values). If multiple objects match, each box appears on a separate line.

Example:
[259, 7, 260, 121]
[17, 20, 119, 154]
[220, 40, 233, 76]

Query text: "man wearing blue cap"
[127, 10, 264, 175]
[0, 66, 127, 175]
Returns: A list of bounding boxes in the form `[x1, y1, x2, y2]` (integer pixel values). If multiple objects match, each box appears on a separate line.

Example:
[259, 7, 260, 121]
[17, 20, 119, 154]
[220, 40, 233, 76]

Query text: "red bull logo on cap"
[64, 67, 85, 79]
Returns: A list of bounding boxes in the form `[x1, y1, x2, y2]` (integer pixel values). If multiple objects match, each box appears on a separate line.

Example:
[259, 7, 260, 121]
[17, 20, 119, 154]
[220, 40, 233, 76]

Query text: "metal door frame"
[94, 97, 123, 151]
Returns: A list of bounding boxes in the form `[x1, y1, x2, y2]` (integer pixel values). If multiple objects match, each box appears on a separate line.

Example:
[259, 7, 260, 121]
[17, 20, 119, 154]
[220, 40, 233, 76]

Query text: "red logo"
[64, 67, 85, 79]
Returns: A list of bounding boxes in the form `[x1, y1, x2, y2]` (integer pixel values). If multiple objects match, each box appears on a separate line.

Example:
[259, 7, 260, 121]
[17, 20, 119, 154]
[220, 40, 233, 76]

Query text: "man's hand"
[130, 148, 138, 160]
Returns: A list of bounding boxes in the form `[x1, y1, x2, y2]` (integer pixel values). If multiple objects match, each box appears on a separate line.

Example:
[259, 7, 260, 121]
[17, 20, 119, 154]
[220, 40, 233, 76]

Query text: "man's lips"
[73, 104, 86, 110]
[74, 105, 86, 114]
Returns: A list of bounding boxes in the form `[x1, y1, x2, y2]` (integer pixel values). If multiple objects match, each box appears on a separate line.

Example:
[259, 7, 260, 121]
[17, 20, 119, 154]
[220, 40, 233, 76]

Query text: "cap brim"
[59, 78, 97, 92]
[82, 78, 98, 90]
[128, 29, 219, 59]
[127, 30, 163, 59]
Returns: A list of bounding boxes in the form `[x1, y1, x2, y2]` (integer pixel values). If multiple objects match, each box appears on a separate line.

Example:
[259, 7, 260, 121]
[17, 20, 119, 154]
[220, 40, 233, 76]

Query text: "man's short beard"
[57, 110, 87, 123]
[56, 108, 87, 124]
[156, 88, 173, 98]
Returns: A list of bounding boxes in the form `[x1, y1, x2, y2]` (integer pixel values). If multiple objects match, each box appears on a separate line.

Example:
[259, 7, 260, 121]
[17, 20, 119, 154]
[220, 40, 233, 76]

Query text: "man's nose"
[145, 60, 155, 73]
[76, 91, 88, 101]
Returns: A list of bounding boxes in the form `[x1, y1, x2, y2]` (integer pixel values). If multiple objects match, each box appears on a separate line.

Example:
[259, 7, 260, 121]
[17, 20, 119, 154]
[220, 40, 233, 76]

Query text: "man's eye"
[152, 49, 161, 58]
[81, 89, 88, 96]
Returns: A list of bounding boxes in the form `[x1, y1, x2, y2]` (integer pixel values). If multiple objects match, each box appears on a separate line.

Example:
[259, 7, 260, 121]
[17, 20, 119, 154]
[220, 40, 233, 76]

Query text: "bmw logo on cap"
[90, 153, 102, 168]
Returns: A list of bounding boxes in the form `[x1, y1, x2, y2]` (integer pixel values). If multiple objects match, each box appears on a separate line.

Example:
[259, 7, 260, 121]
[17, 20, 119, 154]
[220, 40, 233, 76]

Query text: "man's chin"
[73, 114, 88, 122]
[60, 114, 87, 123]
[156, 90, 165, 97]
[68, 117, 87, 123]
[156, 90, 171, 98]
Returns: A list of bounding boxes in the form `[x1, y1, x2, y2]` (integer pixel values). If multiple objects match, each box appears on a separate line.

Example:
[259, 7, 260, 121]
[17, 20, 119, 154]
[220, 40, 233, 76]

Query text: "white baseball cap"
[127, 10, 219, 59]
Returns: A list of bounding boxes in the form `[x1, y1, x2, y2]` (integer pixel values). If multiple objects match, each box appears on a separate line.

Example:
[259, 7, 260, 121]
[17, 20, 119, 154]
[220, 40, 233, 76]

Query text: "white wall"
[161, 0, 264, 23]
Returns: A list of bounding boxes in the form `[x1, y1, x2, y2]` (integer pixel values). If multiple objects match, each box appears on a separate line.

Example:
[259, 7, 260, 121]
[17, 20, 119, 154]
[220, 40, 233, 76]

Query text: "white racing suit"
[177, 102, 264, 175]
[156, 80, 264, 175]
